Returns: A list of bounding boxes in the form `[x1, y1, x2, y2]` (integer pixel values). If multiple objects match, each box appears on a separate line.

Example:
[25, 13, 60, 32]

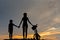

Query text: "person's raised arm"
[28, 18, 33, 26]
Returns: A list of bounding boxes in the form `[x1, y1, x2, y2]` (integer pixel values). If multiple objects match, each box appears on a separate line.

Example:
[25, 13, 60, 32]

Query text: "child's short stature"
[32, 24, 41, 40]
[8, 19, 18, 39]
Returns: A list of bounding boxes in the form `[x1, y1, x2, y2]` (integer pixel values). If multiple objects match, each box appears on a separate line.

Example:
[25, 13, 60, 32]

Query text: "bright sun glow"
[0, 27, 60, 40]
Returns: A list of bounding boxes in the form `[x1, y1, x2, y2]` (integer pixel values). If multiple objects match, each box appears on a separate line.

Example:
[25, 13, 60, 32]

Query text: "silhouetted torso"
[9, 23, 13, 33]
[22, 17, 28, 28]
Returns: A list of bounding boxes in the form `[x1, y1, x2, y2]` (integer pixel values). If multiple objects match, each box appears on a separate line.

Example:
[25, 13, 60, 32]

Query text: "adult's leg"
[23, 27, 24, 38]
[23, 27, 26, 39]
[23, 25, 28, 39]
[26, 25, 28, 38]
[26, 28, 28, 38]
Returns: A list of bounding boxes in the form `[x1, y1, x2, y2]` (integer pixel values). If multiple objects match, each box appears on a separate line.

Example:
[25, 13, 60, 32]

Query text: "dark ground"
[4, 38, 45, 40]
[4, 38, 33, 40]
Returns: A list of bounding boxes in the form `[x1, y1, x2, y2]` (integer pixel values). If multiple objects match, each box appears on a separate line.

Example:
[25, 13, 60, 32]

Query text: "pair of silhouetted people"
[8, 13, 33, 39]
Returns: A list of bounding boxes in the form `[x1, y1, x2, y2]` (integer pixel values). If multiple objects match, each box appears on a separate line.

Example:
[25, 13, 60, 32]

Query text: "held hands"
[18, 26, 20, 28]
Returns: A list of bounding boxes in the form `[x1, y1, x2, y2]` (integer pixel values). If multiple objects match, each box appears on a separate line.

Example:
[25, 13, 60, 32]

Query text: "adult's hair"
[23, 13, 27, 17]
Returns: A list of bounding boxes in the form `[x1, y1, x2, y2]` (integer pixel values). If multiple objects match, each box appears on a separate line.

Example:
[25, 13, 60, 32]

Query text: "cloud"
[53, 16, 60, 23]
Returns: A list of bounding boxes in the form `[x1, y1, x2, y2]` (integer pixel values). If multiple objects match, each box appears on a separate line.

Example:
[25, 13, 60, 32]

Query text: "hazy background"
[0, 0, 60, 40]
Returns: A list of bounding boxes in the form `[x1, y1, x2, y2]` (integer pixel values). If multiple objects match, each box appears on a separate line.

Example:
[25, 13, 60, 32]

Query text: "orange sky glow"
[0, 30, 60, 40]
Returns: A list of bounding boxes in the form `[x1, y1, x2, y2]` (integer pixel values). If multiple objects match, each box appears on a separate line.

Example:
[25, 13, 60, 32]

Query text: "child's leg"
[9, 33, 13, 39]
[9, 33, 10, 39]
[11, 34, 12, 39]
[9, 33, 12, 39]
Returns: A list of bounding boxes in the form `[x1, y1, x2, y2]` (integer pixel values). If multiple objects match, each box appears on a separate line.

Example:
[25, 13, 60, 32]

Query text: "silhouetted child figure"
[8, 19, 18, 39]
[33, 29, 40, 40]
[32, 24, 41, 40]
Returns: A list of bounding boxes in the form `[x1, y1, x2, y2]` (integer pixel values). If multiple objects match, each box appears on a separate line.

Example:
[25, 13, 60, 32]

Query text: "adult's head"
[23, 13, 27, 17]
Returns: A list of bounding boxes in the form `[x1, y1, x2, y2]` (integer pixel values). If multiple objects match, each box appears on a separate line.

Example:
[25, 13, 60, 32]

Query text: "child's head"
[9, 19, 13, 23]
[32, 24, 38, 30]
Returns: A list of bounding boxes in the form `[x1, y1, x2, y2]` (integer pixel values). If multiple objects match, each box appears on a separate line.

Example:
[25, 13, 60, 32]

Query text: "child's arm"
[13, 24, 18, 27]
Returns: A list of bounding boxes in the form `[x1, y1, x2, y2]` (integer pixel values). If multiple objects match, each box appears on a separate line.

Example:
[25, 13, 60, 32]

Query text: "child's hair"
[9, 19, 13, 23]
[32, 24, 37, 30]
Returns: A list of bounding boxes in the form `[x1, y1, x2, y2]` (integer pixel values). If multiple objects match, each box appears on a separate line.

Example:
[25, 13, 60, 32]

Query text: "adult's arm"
[28, 18, 33, 26]
[18, 18, 23, 27]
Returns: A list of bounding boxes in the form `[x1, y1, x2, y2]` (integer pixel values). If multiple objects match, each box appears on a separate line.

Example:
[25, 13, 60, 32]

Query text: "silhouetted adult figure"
[8, 19, 18, 39]
[18, 13, 33, 39]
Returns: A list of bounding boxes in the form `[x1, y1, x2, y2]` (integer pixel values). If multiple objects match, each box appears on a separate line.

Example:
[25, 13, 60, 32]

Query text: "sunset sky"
[0, 0, 60, 40]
